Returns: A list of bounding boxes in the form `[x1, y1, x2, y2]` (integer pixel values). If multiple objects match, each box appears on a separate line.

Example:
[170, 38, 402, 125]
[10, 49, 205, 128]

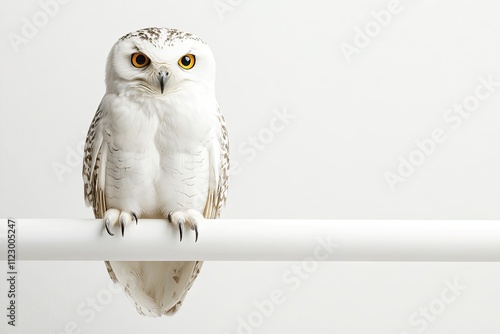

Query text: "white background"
[1, 0, 500, 333]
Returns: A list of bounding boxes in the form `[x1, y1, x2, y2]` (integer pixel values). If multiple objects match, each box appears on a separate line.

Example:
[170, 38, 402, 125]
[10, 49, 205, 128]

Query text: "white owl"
[82, 27, 229, 316]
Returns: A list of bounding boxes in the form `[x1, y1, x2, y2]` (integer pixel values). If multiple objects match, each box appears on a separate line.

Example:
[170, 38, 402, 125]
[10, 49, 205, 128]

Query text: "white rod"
[2, 219, 500, 261]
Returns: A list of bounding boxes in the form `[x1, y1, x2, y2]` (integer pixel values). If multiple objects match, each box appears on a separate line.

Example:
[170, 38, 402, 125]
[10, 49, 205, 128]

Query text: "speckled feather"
[120, 27, 205, 48]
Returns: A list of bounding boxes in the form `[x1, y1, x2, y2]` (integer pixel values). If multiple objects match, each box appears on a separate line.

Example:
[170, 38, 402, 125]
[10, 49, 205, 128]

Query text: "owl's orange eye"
[178, 54, 195, 70]
[131, 53, 150, 68]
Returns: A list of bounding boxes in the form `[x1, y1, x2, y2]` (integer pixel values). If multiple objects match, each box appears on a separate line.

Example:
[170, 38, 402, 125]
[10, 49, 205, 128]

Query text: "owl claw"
[121, 218, 126, 237]
[167, 209, 202, 242]
[103, 209, 135, 237]
[105, 218, 114, 236]
[132, 213, 139, 225]
[178, 222, 184, 242]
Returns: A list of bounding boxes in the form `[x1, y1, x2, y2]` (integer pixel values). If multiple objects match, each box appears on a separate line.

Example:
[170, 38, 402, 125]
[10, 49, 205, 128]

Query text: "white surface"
[1, 0, 500, 333]
[4, 219, 500, 261]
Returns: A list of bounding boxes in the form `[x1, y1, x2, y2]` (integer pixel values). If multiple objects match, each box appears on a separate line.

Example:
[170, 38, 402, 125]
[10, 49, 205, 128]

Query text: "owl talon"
[105, 218, 114, 236]
[121, 218, 126, 237]
[167, 209, 203, 242]
[132, 213, 139, 225]
[178, 222, 184, 242]
[103, 209, 135, 237]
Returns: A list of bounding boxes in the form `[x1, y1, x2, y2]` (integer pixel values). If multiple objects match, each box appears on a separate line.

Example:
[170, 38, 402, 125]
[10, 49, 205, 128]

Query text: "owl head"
[105, 27, 216, 96]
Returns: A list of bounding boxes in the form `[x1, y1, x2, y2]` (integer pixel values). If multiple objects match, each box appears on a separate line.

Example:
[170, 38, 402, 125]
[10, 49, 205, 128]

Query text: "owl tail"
[105, 260, 203, 316]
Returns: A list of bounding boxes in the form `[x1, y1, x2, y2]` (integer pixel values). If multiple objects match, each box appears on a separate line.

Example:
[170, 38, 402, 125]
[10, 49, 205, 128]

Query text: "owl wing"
[82, 104, 118, 283]
[83, 104, 108, 218]
[203, 108, 230, 219]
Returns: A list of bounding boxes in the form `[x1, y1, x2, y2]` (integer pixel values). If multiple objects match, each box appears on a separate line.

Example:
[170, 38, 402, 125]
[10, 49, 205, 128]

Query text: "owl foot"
[167, 209, 203, 242]
[103, 209, 138, 237]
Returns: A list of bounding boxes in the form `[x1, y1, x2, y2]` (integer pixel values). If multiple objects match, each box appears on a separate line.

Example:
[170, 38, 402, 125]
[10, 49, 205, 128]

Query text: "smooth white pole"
[2, 219, 500, 261]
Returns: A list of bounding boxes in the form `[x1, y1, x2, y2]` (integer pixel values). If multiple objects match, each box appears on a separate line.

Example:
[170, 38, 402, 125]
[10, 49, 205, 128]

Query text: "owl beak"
[158, 71, 168, 94]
